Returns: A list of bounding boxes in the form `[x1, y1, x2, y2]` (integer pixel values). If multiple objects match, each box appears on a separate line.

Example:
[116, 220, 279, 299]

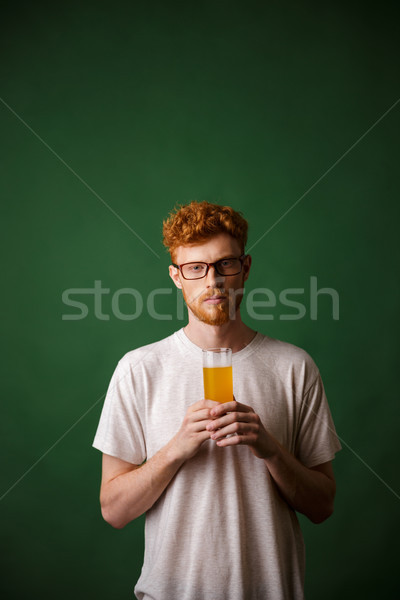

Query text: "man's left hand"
[206, 399, 276, 459]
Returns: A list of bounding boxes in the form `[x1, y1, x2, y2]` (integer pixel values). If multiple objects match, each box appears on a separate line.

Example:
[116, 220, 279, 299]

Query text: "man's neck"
[183, 313, 257, 353]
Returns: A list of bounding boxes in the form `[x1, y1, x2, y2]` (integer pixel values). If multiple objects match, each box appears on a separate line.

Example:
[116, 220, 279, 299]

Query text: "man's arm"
[99, 399, 217, 529]
[262, 449, 335, 524]
[206, 400, 336, 524]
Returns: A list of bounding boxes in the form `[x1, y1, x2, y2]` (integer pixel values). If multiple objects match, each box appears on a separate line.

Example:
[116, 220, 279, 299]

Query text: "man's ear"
[169, 265, 183, 289]
[243, 254, 252, 282]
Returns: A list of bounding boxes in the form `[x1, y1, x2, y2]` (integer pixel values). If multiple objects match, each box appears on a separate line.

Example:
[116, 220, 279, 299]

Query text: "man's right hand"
[170, 399, 219, 461]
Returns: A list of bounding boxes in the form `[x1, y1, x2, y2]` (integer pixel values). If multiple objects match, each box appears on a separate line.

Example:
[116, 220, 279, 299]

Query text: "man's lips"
[203, 295, 227, 304]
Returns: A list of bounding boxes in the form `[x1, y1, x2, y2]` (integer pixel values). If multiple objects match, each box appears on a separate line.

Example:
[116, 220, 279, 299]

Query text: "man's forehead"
[174, 234, 241, 263]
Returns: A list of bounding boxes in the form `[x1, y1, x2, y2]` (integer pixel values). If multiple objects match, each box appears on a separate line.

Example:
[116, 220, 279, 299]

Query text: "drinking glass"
[202, 348, 233, 404]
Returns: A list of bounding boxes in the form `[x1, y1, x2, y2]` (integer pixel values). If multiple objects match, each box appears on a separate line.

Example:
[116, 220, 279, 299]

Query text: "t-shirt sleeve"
[92, 359, 147, 465]
[294, 373, 342, 468]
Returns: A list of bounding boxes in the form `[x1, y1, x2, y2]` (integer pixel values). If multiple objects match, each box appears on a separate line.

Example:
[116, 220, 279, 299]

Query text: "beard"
[182, 284, 244, 326]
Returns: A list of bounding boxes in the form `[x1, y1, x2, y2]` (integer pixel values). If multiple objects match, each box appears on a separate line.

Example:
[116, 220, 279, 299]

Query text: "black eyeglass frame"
[172, 254, 247, 280]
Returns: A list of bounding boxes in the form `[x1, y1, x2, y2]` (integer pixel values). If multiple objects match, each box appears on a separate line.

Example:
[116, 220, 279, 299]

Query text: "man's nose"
[206, 265, 224, 287]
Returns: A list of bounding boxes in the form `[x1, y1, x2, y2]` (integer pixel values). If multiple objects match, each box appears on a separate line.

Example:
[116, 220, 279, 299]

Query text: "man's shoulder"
[260, 334, 313, 361]
[255, 333, 320, 379]
[117, 331, 179, 370]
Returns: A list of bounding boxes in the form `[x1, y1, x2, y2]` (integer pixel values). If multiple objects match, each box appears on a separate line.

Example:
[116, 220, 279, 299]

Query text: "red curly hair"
[162, 201, 248, 261]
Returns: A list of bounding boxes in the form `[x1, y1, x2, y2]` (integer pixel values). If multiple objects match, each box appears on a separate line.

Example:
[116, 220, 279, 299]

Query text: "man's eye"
[220, 260, 233, 267]
[188, 264, 204, 271]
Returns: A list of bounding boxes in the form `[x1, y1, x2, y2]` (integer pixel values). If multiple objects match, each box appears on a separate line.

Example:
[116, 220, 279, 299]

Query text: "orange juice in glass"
[202, 348, 233, 404]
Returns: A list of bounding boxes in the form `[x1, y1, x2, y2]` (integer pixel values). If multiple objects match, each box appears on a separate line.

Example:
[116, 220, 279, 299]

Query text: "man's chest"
[137, 362, 300, 457]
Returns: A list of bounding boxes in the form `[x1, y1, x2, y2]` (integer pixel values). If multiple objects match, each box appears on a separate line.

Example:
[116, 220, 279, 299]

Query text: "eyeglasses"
[172, 255, 246, 280]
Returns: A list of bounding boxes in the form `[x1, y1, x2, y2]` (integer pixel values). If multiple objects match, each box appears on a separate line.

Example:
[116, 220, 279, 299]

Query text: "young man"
[93, 201, 341, 600]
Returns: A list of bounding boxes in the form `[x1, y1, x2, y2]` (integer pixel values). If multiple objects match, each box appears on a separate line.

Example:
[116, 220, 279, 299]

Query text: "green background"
[1, 1, 399, 598]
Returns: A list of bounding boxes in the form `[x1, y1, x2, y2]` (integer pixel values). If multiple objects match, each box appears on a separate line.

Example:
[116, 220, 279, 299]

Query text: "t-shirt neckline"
[174, 327, 264, 362]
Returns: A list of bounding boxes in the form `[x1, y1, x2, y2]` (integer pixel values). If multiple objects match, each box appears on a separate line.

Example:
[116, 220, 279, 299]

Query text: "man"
[93, 201, 341, 600]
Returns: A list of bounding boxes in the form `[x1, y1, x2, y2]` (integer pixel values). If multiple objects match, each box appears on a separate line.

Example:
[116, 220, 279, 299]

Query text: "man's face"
[169, 233, 251, 325]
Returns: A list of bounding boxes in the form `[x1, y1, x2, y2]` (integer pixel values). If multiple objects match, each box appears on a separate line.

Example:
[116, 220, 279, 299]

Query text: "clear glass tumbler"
[202, 348, 233, 404]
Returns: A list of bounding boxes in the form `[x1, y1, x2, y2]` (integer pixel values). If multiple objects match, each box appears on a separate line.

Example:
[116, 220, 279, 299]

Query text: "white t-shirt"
[93, 328, 341, 600]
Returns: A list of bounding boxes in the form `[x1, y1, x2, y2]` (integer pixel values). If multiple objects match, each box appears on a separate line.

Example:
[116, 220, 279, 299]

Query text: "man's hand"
[171, 399, 220, 461]
[206, 399, 276, 459]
